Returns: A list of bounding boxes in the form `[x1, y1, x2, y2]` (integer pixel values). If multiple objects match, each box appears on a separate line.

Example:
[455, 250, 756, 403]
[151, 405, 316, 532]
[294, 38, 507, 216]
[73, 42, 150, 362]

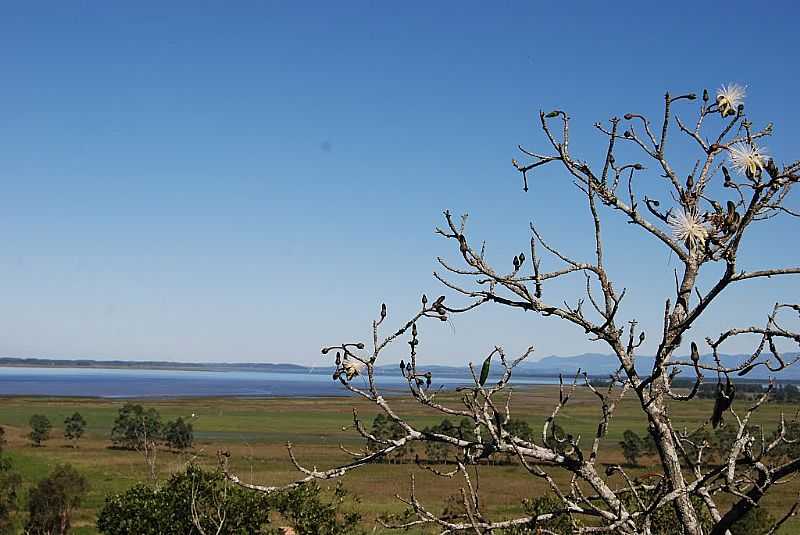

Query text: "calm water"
[0, 366, 560, 398]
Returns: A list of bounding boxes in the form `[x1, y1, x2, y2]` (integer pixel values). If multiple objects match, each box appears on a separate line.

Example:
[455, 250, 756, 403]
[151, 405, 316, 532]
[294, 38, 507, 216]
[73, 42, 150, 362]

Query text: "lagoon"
[0, 366, 560, 398]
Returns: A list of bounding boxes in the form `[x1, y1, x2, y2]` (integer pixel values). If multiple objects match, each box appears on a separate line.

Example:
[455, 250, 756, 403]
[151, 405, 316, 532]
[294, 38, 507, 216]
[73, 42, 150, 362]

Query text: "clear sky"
[0, 1, 798, 365]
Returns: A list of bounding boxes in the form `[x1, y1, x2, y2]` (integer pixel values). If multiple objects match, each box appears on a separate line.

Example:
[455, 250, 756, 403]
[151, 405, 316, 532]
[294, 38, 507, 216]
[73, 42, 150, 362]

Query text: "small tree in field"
[163, 417, 193, 451]
[619, 430, 645, 466]
[111, 404, 162, 482]
[26, 464, 88, 535]
[110, 403, 161, 450]
[63, 412, 86, 448]
[28, 414, 51, 447]
[221, 86, 800, 534]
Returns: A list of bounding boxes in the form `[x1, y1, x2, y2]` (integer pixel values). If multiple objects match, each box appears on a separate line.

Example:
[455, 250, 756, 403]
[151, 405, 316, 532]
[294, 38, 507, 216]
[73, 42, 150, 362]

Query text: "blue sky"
[0, 1, 798, 365]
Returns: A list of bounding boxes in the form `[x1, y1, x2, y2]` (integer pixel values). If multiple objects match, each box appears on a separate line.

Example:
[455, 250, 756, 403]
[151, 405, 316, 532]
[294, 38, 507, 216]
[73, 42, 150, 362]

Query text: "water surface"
[0, 366, 559, 398]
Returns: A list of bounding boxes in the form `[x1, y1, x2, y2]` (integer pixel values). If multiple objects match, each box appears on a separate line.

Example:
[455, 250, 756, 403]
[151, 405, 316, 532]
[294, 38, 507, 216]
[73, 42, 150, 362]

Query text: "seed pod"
[711, 378, 736, 428]
[356, 342, 365, 349]
[686, 175, 694, 190]
[766, 159, 780, 180]
[633, 163, 644, 170]
[380, 303, 387, 318]
[703, 89, 709, 102]
[639, 332, 645, 343]
[479, 355, 492, 386]
[624, 113, 633, 120]
[690, 342, 699, 362]
[513, 256, 520, 270]
[738, 364, 756, 376]
[545, 110, 560, 118]
[519, 252, 525, 265]
[422, 294, 428, 305]
[722, 166, 732, 186]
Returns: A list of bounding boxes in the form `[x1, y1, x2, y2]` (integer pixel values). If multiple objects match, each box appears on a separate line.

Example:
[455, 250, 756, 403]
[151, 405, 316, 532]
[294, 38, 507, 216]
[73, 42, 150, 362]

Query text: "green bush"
[26, 464, 89, 535]
[163, 417, 193, 451]
[0, 427, 21, 535]
[28, 414, 52, 447]
[64, 412, 87, 447]
[97, 465, 269, 534]
[97, 465, 362, 535]
[110, 403, 162, 450]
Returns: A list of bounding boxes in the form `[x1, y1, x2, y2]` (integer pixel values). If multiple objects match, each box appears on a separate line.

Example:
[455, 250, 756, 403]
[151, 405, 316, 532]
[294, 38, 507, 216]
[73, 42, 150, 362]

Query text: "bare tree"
[136, 414, 159, 484]
[223, 85, 800, 534]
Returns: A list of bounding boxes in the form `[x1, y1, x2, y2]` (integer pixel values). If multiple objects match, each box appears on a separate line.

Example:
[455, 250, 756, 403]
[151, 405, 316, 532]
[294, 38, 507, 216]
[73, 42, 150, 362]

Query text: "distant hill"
[0, 357, 308, 374]
[516, 352, 800, 380]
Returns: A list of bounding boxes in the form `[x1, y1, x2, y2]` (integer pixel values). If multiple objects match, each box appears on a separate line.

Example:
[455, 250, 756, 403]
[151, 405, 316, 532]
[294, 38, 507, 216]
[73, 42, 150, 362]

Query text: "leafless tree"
[135, 415, 159, 484]
[223, 86, 800, 534]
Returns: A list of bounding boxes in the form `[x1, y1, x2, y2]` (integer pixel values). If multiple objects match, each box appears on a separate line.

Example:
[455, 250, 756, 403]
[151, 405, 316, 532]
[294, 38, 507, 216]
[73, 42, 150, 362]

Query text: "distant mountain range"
[513, 353, 800, 380]
[1, 352, 798, 381]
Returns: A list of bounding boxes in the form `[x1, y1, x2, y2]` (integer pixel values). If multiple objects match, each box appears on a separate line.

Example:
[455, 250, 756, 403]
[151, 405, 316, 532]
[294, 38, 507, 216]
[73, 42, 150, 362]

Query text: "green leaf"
[479, 355, 491, 386]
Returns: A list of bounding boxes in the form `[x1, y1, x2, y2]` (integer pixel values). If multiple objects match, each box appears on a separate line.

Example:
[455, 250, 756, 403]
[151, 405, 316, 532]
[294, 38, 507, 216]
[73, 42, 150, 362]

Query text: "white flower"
[716, 84, 746, 117]
[728, 142, 769, 179]
[341, 358, 367, 380]
[669, 210, 709, 249]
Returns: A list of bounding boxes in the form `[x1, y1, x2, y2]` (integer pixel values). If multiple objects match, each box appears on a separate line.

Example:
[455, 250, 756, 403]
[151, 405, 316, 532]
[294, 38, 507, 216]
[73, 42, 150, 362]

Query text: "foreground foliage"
[26, 464, 89, 535]
[97, 465, 361, 535]
[0, 428, 20, 535]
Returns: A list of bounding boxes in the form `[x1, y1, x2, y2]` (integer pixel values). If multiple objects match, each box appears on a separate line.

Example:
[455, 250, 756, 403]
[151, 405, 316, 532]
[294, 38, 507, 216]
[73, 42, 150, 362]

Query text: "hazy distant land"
[2, 353, 798, 380]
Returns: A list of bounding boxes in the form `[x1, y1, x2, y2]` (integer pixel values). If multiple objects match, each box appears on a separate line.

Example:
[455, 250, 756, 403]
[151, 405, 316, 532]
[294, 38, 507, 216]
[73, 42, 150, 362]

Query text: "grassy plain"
[1, 387, 798, 533]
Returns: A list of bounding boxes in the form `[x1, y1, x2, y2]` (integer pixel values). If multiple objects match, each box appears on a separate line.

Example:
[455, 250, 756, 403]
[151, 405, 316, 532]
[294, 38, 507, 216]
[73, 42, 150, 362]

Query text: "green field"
[1, 388, 798, 533]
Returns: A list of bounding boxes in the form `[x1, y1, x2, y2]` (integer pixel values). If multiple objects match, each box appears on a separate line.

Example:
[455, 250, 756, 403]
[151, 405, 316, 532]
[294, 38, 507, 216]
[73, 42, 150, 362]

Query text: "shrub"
[110, 403, 161, 450]
[163, 417, 193, 451]
[25, 464, 89, 535]
[63, 412, 86, 447]
[28, 414, 51, 447]
[97, 465, 362, 535]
